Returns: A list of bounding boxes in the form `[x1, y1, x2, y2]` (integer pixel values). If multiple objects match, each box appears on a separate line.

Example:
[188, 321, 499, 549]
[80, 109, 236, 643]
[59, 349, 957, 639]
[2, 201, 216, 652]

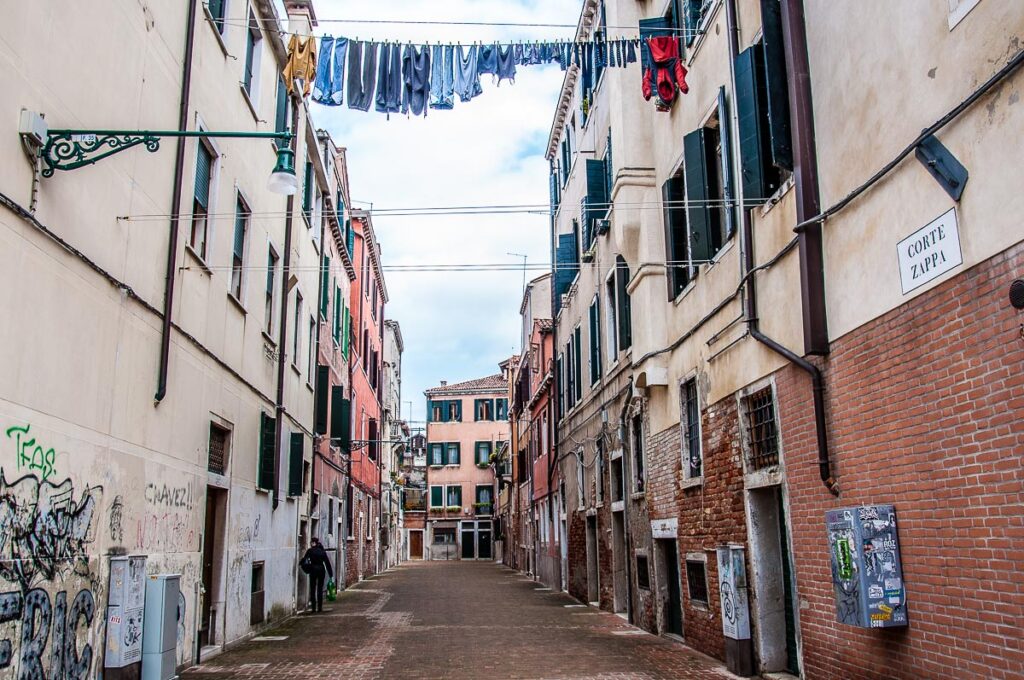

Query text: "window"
[564, 341, 575, 410]
[371, 285, 378, 320]
[257, 412, 276, 491]
[556, 353, 565, 415]
[332, 285, 341, 345]
[495, 398, 508, 421]
[582, 157, 610, 251]
[681, 378, 702, 479]
[429, 443, 445, 466]
[615, 256, 632, 351]
[663, 172, 691, 297]
[610, 455, 624, 504]
[302, 157, 314, 220]
[446, 485, 462, 508]
[208, 422, 229, 475]
[431, 403, 443, 422]
[307, 316, 316, 380]
[292, 293, 302, 365]
[588, 296, 601, 384]
[242, 10, 262, 101]
[686, 557, 709, 604]
[475, 441, 492, 466]
[475, 485, 493, 515]
[744, 386, 779, 470]
[345, 484, 354, 537]
[191, 141, 214, 259]
[735, 5, 792, 204]
[474, 399, 494, 421]
[604, 273, 618, 364]
[231, 195, 249, 300]
[265, 245, 279, 332]
[636, 554, 651, 590]
[594, 439, 604, 504]
[573, 326, 583, 402]
[559, 121, 574, 187]
[446, 442, 461, 466]
[631, 413, 645, 492]
[274, 76, 289, 148]
[250, 562, 265, 625]
[446, 400, 461, 422]
[207, 0, 227, 33]
[576, 453, 586, 508]
[430, 485, 444, 508]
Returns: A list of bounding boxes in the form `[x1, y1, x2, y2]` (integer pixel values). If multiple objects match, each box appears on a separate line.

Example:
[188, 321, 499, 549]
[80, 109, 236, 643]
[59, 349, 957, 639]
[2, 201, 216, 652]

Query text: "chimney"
[440, 381, 447, 387]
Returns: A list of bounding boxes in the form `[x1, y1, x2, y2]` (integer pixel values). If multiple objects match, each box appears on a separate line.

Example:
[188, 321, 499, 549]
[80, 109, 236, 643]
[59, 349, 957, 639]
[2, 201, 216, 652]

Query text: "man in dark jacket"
[302, 537, 333, 612]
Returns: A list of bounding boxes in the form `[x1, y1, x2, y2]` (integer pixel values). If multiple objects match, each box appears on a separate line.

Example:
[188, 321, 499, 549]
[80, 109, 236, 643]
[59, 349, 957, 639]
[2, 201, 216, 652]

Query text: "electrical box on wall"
[825, 505, 908, 628]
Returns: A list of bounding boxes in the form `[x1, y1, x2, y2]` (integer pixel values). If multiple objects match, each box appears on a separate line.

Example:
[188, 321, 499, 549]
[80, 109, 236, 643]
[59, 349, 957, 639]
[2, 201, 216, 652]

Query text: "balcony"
[473, 502, 493, 517]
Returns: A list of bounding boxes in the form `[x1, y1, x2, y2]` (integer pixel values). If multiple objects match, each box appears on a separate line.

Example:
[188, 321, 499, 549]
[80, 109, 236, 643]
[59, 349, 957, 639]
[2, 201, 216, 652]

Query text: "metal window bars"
[745, 386, 779, 470]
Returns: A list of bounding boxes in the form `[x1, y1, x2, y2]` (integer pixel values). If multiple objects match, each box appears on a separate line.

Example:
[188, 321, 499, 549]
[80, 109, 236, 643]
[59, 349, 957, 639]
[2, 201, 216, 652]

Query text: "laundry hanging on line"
[303, 36, 643, 116]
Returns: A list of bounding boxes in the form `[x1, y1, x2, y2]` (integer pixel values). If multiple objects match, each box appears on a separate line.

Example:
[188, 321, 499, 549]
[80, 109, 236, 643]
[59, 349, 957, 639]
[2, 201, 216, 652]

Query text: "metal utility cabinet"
[141, 574, 180, 680]
[105, 556, 147, 671]
[825, 504, 909, 628]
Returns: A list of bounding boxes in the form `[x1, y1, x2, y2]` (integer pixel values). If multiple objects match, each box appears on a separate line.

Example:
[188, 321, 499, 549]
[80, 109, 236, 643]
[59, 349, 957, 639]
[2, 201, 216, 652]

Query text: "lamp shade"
[267, 147, 298, 195]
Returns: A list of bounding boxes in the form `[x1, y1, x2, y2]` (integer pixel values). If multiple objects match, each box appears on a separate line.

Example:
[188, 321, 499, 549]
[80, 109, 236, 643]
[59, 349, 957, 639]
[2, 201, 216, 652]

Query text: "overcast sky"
[311, 0, 581, 426]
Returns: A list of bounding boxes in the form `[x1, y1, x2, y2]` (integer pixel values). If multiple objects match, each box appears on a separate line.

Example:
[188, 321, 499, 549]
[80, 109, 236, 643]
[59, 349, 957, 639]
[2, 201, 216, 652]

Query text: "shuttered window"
[288, 433, 303, 496]
[332, 285, 341, 344]
[341, 306, 350, 358]
[314, 365, 329, 435]
[589, 297, 601, 385]
[549, 162, 561, 214]
[683, 127, 722, 264]
[760, 0, 793, 172]
[320, 256, 329, 318]
[330, 390, 351, 450]
[554, 232, 578, 312]
[662, 175, 690, 298]
[257, 412, 276, 491]
[274, 77, 288, 148]
[717, 87, 737, 239]
[302, 158, 314, 216]
[430, 485, 444, 508]
[583, 159, 609, 251]
[231, 196, 248, 300]
[573, 326, 583, 402]
[207, 0, 226, 32]
[191, 142, 214, 259]
[615, 256, 632, 351]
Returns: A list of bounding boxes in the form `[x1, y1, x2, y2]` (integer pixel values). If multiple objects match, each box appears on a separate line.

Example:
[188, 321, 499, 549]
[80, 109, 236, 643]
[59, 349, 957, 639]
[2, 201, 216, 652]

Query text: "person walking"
[301, 537, 333, 613]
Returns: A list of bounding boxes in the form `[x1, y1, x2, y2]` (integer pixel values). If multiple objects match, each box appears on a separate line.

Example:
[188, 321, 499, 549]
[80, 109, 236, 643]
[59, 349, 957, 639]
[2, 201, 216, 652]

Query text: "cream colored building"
[0, 0, 347, 673]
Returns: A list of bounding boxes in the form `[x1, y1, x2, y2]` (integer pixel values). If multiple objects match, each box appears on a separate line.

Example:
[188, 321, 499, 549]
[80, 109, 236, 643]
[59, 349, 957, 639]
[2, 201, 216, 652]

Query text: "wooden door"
[410, 531, 423, 559]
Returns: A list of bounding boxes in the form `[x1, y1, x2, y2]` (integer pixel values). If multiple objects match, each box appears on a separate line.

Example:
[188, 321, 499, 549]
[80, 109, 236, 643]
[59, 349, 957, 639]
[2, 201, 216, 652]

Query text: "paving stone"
[184, 562, 730, 679]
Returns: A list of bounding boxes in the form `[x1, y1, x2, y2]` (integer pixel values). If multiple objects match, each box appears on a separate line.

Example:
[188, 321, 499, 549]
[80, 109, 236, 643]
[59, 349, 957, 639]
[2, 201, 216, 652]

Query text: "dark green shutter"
[683, 128, 719, 263]
[639, 17, 671, 73]
[760, 0, 793, 172]
[302, 159, 313, 214]
[454, 400, 462, 422]
[431, 486, 443, 507]
[589, 299, 601, 384]
[585, 159, 609, 246]
[208, 0, 225, 21]
[346, 220, 355, 255]
[314, 365, 329, 434]
[331, 388, 350, 445]
[574, 326, 582, 401]
[258, 412, 276, 490]
[717, 87, 737, 238]
[603, 130, 614, 229]
[194, 144, 212, 208]
[320, 256, 329, 317]
[275, 77, 288, 148]
[616, 256, 632, 350]
[662, 177, 689, 298]
[288, 432, 303, 496]
[683, 0, 702, 46]
[549, 165, 560, 213]
[735, 44, 773, 201]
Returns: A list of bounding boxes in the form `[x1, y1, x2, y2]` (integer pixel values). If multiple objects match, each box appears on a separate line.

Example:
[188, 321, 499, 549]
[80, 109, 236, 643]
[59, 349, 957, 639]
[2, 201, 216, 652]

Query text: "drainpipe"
[726, 0, 838, 495]
[781, 0, 829, 356]
[272, 100, 300, 511]
[618, 382, 634, 624]
[154, 0, 198, 403]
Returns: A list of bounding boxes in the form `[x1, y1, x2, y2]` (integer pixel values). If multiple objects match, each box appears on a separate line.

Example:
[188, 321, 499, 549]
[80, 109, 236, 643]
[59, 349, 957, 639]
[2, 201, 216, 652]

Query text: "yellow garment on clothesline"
[283, 34, 317, 97]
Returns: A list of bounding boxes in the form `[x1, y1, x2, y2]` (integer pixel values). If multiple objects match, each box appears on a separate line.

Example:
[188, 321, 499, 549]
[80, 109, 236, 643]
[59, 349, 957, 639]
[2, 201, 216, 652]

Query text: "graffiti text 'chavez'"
[5, 425, 58, 483]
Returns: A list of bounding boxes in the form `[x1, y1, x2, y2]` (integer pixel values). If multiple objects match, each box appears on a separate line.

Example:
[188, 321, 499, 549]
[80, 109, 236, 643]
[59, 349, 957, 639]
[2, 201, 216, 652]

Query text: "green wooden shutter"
[288, 432, 303, 496]
[683, 128, 719, 263]
[258, 412, 276, 490]
[208, 0, 225, 23]
[585, 159, 609, 248]
[194, 144, 212, 208]
[717, 87, 737, 238]
[431, 486, 443, 507]
[574, 326, 583, 401]
[735, 44, 772, 201]
[274, 77, 288, 147]
[331, 393, 351, 451]
[662, 177, 689, 298]
[302, 159, 313, 214]
[455, 400, 462, 422]
[549, 164, 560, 213]
[760, 0, 793, 172]
[341, 306, 350, 358]
[615, 256, 632, 350]
[333, 286, 341, 343]
[320, 256, 329, 317]
[314, 365, 329, 434]
[589, 299, 601, 384]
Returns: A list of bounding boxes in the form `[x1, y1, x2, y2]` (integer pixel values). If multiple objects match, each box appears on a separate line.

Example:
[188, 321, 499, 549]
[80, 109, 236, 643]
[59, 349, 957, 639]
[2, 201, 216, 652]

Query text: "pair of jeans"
[496, 44, 516, 84]
[375, 42, 402, 115]
[347, 41, 377, 111]
[429, 44, 455, 109]
[309, 570, 325, 612]
[313, 36, 348, 105]
[455, 45, 483, 102]
[402, 44, 431, 116]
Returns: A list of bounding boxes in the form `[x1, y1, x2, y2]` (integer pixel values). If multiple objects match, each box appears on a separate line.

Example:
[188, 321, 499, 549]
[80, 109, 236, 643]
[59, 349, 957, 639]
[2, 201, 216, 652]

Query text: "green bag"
[326, 578, 337, 601]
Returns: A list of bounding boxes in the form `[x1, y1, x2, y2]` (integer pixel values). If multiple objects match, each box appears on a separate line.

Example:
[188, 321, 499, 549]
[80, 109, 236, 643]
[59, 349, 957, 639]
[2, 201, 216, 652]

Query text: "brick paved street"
[184, 561, 734, 679]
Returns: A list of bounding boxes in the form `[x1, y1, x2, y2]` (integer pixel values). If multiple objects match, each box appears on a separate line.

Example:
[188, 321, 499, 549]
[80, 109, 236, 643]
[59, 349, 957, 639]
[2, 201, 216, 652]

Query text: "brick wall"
[778, 242, 1024, 679]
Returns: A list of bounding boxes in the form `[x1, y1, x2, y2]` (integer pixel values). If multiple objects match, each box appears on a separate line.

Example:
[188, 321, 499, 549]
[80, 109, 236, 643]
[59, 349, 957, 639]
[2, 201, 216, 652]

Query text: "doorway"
[459, 520, 493, 560]
[657, 539, 683, 637]
[586, 516, 599, 604]
[611, 511, 627, 614]
[409, 530, 424, 559]
[748, 485, 800, 675]
[199, 487, 227, 649]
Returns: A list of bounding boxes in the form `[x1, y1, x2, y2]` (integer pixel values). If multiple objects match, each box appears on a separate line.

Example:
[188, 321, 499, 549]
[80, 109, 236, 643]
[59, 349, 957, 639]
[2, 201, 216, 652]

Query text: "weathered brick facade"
[778, 242, 1024, 679]
[343, 488, 378, 587]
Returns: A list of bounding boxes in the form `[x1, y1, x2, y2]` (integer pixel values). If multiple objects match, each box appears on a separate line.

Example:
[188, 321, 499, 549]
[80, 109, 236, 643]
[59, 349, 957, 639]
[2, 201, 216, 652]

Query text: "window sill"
[680, 476, 703, 490]
[630, 491, 645, 501]
[203, 7, 231, 57]
[611, 500, 625, 513]
[305, 380, 314, 393]
[239, 83, 260, 123]
[227, 292, 247, 315]
[759, 175, 796, 217]
[184, 244, 212, 275]
[261, 330, 277, 347]
[290, 363, 301, 378]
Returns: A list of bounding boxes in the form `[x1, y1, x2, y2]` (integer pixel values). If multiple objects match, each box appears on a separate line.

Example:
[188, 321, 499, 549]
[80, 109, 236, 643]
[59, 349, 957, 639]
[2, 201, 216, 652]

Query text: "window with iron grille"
[681, 378, 701, 478]
[208, 422, 229, 475]
[744, 386, 779, 470]
[636, 554, 651, 590]
[686, 558, 708, 604]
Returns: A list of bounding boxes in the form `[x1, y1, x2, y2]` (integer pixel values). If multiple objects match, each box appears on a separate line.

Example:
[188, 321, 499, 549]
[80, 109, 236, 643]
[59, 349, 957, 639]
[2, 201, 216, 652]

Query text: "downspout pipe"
[154, 0, 198, 403]
[272, 100, 301, 511]
[618, 380, 634, 624]
[726, 0, 838, 495]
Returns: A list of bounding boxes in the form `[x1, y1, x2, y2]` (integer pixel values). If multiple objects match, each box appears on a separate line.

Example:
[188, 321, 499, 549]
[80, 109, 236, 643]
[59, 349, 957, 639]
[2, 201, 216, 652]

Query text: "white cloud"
[310, 0, 581, 424]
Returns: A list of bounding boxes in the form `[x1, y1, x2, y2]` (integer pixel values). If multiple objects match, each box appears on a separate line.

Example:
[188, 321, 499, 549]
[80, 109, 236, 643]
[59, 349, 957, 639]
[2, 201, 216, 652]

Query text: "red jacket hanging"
[642, 36, 688, 110]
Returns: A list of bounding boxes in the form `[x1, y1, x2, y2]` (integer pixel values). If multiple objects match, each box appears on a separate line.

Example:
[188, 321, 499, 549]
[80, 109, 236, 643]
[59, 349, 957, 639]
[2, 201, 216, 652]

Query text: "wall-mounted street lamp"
[19, 110, 298, 195]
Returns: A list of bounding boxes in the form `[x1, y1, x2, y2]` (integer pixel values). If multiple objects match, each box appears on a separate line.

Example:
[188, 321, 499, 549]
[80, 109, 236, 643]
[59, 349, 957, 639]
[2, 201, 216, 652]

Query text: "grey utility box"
[825, 505, 908, 628]
[105, 556, 147, 669]
[141, 574, 180, 680]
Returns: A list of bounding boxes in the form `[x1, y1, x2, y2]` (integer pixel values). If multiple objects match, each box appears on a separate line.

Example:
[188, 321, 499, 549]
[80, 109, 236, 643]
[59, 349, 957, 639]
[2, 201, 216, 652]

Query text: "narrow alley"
[184, 562, 728, 680]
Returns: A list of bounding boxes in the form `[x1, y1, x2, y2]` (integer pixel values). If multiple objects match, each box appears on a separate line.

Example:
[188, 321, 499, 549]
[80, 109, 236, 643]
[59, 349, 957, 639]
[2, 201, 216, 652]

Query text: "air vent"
[1010, 279, 1024, 310]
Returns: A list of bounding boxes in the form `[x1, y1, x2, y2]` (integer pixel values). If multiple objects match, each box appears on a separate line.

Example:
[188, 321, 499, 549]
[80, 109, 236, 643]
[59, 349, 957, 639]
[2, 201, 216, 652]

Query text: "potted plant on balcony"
[472, 502, 493, 514]
[445, 505, 462, 514]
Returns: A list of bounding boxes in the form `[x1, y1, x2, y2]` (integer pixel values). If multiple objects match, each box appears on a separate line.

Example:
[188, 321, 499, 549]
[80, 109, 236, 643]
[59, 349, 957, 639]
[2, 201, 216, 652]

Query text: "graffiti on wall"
[5, 425, 58, 483]
[136, 481, 196, 554]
